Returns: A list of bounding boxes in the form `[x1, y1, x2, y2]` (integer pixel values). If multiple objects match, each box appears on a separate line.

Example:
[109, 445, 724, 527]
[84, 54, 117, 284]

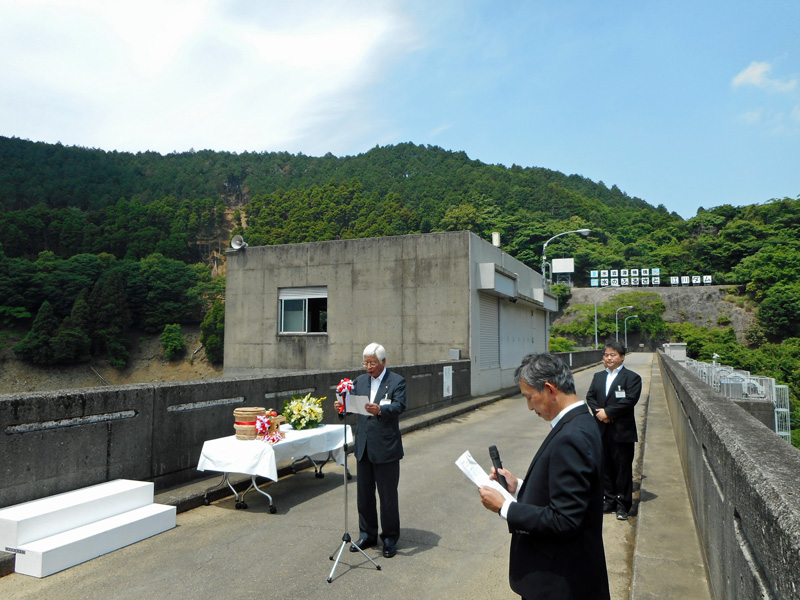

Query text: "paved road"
[1, 354, 652, 600]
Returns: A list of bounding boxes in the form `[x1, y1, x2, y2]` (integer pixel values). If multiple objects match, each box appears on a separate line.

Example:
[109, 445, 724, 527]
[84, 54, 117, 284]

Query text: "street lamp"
[593, 286, 606, 350]
[624, 315, 638, 349]
[615, 305, 634, 341]
[540, 229, 591, 289]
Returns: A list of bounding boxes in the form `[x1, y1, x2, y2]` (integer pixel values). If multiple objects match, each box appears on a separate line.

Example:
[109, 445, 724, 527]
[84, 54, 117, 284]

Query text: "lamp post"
[624, 315, 638, 349]
[615, 305, 634, 341]
[540, 229, 590, 289]
[593, 286, 605, 350]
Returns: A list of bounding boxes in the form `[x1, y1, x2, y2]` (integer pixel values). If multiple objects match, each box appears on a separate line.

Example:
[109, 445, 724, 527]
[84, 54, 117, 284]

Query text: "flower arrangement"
[282, 393, 325, 430]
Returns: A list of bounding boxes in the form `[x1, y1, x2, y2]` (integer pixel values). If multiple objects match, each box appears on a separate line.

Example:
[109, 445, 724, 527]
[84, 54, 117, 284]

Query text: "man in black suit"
[333, 342, 406, 558]
[479, 353, 610, 600]
[586, 340, 642, 521]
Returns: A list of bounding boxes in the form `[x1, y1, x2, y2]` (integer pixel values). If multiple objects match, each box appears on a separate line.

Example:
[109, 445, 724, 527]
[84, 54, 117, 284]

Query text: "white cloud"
[0, 0, 421, 153]
[429, 124, 452, 138]
[737, 110, 762, 125]
[732, 61, 797, 92]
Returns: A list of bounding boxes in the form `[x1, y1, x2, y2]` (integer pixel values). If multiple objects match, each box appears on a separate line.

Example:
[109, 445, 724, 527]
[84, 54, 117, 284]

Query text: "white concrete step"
[0, 479, 154, 549]
[14, 503, 176, 578]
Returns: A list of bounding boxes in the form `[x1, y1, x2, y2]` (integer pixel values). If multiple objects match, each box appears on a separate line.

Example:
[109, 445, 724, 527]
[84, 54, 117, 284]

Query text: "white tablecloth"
[197, 424, 353, 482]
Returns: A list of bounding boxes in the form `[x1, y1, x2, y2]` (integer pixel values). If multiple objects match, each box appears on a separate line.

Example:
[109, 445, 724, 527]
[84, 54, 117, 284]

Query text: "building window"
[279, 287, 328, 334]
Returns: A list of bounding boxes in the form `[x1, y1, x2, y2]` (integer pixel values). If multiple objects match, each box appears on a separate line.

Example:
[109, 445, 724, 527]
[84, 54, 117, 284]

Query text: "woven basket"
[233, 407, 266, 440]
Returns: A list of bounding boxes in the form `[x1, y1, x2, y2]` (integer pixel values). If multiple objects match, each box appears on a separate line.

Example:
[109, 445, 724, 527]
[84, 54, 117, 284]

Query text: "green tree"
[0, 306, 31, 327]
[14, 300, 58, 364]
[139, 253, 201, 332]
[89, 270, 132, 367]
[51, 289, 92, 363]
[439, 203, 484, 232]
[550, 284, 572, 310]
[200, 300, 225, 364]
[549, 336, 575, 352]
[757, 283, 800, 340]
[160, 323, 186, 361]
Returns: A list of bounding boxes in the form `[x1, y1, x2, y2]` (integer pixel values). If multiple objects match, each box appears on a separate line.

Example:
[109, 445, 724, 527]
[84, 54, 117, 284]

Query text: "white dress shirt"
[605, 365, 623, 395]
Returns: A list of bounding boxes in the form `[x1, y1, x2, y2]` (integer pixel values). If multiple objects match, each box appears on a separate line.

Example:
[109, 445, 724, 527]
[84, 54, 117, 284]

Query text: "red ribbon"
[255, 415, 271, 435]
[235, 420, 257, 426]
[336, 378, 354, 413]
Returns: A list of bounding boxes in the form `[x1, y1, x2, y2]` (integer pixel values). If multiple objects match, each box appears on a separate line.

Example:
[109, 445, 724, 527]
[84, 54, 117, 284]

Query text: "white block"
[14, 503, 176, 578]
[0, 480, 154, 549]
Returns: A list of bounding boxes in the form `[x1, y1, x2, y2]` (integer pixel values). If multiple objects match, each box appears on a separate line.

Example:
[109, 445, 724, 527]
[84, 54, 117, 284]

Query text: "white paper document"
[342, 393, 371, 416]
[455, 450, 515, 502]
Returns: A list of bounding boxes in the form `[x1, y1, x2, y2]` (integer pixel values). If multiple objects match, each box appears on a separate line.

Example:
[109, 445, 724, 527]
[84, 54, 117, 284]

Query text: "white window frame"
[278, 287, 328, 334]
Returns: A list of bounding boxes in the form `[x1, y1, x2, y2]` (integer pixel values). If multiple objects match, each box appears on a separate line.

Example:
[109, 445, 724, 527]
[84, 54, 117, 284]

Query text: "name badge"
[379, 395, 391, 406]
[615, 390, 626, 398]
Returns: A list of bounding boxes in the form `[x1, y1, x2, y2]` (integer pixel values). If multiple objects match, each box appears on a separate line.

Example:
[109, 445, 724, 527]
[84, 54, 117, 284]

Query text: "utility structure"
[624, 314, 638, 349]
[593, 286, 605, 350]
[540, 229, 590, 290]
[615, 305, 634, 341]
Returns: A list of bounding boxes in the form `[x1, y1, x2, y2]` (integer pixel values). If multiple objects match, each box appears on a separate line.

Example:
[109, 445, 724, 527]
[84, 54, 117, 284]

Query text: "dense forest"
[1, 135, 799, 441]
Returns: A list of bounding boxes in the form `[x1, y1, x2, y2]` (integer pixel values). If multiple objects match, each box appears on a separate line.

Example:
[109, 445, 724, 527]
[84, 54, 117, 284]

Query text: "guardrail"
[658, 351, 800, 599]
[683, 357, 791, 442]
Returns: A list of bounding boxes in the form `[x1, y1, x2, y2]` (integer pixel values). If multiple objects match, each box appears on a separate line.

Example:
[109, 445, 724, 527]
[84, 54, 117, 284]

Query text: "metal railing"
[684, 358, 791, 443]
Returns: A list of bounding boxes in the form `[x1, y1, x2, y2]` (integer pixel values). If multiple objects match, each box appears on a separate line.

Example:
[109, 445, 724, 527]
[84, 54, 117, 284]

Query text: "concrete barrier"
[0, 360, 471, 508]
[658, 351, 800, 599]
[554, 349, 603, 370]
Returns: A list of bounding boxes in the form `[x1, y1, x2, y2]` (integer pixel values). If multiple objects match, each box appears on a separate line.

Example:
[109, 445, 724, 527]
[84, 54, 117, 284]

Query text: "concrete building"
[223, 231, 557, 395]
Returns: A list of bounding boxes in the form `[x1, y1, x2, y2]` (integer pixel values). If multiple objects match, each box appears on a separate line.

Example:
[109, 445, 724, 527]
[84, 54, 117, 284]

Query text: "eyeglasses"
[362, 361, 380, 368]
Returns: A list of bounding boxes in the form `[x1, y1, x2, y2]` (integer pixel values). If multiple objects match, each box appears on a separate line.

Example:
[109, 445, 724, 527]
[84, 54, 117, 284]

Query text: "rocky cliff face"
[553, 285, 756, 345]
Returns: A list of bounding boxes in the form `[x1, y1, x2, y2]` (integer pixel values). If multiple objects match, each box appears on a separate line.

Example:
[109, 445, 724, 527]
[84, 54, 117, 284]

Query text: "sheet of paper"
[455, 450, 515, 502]
[342, 393, 371, 416]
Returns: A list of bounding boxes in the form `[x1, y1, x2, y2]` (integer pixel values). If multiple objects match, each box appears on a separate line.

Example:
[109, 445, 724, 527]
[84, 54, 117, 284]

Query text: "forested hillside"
[1, 136, 799, 370]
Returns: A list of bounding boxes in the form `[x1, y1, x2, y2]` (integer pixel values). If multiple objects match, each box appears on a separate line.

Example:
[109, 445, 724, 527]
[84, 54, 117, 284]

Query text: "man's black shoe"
[616, 506, 629, 521]
[350, 537, 377, 552]
[603, 500, 614, 514]
[382, 539, 397, 558]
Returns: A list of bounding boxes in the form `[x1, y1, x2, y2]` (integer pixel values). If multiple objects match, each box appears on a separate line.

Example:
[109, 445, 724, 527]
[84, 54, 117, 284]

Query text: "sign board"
[551, 258, 575, 274]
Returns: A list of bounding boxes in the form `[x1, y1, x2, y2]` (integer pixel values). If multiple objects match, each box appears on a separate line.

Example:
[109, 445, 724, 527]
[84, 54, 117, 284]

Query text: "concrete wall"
[553, 349, 604, 371]
[467, 234, 554, 395]
[658, 351, 800, 600]
[225, 231, 556, 398]
[0, 360, 470, 509]
[224, 232, 473, 374]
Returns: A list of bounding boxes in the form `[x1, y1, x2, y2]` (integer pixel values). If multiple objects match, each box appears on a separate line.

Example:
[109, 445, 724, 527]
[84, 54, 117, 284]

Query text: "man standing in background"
[586, 340, 642, 521]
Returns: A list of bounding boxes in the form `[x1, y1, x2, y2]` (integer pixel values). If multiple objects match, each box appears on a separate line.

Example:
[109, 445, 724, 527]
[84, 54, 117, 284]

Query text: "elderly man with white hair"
[334, 342, 407, 558]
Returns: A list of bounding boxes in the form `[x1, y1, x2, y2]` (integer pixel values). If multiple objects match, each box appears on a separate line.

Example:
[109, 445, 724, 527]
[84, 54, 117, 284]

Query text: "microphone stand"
[328, 394, 381, 582]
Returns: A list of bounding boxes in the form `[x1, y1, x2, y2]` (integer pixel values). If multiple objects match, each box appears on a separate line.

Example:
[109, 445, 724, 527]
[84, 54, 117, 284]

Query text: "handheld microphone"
[488, 445, 508, 491]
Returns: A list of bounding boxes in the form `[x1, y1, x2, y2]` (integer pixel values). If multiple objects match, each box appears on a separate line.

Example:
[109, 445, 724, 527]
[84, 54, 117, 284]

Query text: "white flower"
[283, 393, 326, 430]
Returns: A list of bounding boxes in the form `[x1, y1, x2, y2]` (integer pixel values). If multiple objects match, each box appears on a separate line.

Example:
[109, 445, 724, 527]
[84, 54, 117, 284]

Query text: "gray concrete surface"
[631, 359, 711, 599]
[0, 353, 711, 599]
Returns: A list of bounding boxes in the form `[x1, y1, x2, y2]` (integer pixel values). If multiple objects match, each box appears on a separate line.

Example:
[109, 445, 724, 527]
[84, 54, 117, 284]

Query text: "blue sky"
[1, 0, 797, 219]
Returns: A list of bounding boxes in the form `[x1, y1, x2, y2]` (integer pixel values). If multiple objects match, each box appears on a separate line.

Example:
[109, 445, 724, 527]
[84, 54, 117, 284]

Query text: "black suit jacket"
[586, 366, 642, 443]
[506, 403, 609, 599]
[352, 369, 406, 464]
